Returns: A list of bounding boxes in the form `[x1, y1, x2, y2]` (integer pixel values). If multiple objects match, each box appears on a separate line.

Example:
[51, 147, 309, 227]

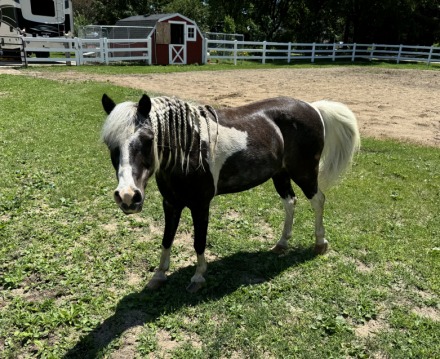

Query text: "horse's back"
[217, 97, 325, 159]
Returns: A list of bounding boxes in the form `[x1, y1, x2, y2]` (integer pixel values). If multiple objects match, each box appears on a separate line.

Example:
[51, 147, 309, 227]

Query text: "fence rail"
[17, 36, 152, 66]
[205, 39, 440, 66]
[22, 37, 77, 64]
[105, 38, 152, 64]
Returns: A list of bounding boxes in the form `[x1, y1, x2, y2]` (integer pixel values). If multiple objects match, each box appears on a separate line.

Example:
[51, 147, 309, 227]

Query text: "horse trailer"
[0, 0, 73, 58]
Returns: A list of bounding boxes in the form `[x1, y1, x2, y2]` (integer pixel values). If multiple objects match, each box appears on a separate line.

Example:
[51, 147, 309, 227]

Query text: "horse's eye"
[110, 147, 120, 169]
[139, 128, 154, 143]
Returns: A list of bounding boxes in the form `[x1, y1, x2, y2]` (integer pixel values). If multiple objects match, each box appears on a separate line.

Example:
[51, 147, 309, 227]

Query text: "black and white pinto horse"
[101, 94, 360, 292]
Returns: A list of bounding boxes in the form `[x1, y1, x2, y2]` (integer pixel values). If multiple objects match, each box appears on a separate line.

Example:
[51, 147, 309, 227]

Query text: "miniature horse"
[101, 94, 360, 292]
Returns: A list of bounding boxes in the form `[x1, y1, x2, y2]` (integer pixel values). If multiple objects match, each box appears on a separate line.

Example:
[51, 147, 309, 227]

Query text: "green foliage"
[293, 0, 440, 44]
[223, 15, 236, 34]
[73, 12, 91, 37]
[72, 0, 440, 44]
[311, 314, 354, 335]
[163, 0, 210, 32]
[92, 0, 162, 26]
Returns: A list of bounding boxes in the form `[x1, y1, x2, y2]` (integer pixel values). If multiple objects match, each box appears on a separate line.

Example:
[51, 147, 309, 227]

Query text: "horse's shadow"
[63, 246, 318, 358]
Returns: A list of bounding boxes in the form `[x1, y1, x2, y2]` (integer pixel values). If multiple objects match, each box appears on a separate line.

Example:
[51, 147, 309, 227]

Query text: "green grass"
[1, 74, 440, 358]
[23, 58, 440, 75]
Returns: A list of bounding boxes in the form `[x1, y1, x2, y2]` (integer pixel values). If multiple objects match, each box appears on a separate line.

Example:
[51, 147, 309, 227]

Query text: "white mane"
[101, 96, 219, 173]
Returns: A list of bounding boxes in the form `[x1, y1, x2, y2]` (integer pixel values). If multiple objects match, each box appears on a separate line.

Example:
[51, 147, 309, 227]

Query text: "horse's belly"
[215, 146, 282, 195]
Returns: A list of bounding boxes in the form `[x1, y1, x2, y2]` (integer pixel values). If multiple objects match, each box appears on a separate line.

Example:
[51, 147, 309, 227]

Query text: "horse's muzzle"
[120, 202, 143, 214]
[114, 187, 143, 214]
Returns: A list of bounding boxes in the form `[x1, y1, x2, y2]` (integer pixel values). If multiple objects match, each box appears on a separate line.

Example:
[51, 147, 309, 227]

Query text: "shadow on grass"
[62, 245, 318, 358]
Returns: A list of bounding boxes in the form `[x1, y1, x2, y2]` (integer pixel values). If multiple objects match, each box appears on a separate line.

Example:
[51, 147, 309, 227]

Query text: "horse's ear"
[138, 94, 152, 118]
[102, 94, 116, 115]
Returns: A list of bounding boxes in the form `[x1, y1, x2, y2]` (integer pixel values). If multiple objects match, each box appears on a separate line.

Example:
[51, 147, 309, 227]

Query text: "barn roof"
[115, 13, 179, 28]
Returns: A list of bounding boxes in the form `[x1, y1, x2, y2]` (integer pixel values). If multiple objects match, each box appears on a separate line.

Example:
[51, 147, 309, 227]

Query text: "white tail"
[311, 100, 360, 190]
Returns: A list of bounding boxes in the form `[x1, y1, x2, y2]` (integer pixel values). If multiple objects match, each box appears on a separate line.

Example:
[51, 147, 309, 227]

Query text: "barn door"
[169, 23, 185, 64]
[169, 45, 185, 64]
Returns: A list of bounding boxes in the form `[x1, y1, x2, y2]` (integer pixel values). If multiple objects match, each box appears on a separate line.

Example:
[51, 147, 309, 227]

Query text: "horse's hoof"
[146, 278, 166, 290]
[271, 244, 288, 254]
[314, 240, 328, 255]
[186, 281, 203, 293]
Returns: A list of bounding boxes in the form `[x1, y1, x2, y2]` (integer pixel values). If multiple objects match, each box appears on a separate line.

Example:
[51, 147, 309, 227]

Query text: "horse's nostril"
[114, 190, 122, 203]
[132, 190, 142, 204]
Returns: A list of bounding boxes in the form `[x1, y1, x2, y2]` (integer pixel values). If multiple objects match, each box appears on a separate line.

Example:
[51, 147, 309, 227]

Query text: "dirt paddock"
[2, 66, 440, 147]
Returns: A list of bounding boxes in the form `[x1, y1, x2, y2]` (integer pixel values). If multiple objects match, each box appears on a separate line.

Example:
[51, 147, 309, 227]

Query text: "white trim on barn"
[187, 25, 196, 42]
[156, 13, 204, 40]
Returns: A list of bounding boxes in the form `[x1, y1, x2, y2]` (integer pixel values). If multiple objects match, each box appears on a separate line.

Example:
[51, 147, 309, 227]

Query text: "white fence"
[205, 39, 440, 66]
[24, 37, 77, 64]
[105, 38, 152, 64]
[19, 36, 440, 67]
[21, 37, 152, 66]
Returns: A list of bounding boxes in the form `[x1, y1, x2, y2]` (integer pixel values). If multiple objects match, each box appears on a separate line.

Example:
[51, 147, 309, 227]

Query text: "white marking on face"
[198, 117, 248, 194]
[116, 139, 137, 193]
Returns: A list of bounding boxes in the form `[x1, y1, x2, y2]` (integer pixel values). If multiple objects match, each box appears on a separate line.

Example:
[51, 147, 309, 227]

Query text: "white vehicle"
[0, 0, 73, 58]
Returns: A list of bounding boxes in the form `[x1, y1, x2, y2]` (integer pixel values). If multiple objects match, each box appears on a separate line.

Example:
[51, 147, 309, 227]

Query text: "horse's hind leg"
[287, 168, 328, 255]
[310, 188, 328, 254]
[271, 170, 297, 254]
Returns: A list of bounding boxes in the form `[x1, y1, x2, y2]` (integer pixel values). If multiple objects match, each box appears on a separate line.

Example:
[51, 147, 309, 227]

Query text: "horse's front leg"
[186, 206, 210, 293]
[146, 199, 183, 290]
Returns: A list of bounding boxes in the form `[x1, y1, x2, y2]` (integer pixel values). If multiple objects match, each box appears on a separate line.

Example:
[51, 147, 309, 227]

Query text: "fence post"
[351, 43, 356, 61]
[100, 37, 104, 63]
[65, 37, 72, 66]
[287, 42, 291, 63]
[370, 43, 375, 61]
[202, 38, 205, 64]
[104, 38, 109, 65]
[234, 40, 237, 66]
[148, 37, 152, 65]
[205, 38, 209, 64]
[332, 42, 336, 61]
[78, 38, 83, 65]
[397, 44, 402, 64]
[311, 42, 316, 63]
[74, 38, 80, 66]
[262, 41, 266, 64]
[427, 45, 434, 66]
[20, 37, 28, 67]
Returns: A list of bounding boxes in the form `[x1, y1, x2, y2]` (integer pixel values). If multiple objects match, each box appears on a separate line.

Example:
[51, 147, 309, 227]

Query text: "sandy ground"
[1, 66, 440, 147]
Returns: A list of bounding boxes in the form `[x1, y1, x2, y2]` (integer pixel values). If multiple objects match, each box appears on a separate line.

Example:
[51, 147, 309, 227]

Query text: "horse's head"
[101, 94, 155, 214]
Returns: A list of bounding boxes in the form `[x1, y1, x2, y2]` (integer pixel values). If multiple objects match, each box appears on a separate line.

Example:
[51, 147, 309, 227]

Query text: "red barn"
[115, 13, 204, 65]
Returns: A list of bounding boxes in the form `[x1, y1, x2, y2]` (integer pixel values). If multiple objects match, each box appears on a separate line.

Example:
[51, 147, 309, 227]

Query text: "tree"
[92, 0, 165, 25]
[163, 0, 210, 32]
[248, 0, 302, 41]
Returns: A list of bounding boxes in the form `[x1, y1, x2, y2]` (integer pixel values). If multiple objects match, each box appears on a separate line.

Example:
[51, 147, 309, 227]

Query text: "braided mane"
[148, 97, 219, 173]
